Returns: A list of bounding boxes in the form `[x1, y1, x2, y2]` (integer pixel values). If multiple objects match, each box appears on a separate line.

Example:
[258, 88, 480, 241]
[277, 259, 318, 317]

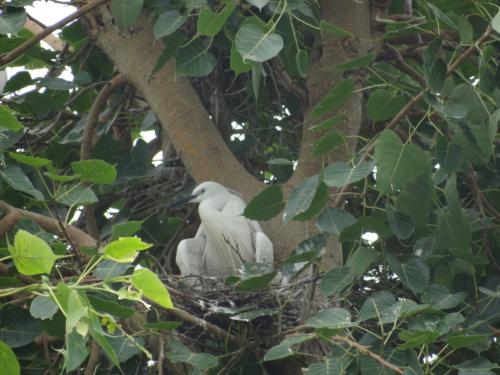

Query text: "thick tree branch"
[0, 200, 96, 248]
[0, 0, 109, 66]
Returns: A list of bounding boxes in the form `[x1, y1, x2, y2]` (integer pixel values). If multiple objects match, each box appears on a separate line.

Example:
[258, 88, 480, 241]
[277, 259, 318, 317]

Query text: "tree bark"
[84, 1, 374, 261]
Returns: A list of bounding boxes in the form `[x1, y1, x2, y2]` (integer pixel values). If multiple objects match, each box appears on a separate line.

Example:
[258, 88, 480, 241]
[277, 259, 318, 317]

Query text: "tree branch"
[0, 0, 109, 67]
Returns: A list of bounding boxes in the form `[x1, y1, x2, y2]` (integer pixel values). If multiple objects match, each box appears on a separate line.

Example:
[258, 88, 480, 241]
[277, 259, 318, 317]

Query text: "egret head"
[189, 181, 228, 203]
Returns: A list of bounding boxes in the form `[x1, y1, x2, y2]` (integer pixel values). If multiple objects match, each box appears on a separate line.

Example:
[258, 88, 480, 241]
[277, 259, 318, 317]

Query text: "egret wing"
[176, 237, 206, 275]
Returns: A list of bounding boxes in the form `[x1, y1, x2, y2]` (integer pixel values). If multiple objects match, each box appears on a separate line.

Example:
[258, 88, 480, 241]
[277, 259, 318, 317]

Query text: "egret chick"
[176, 182, 274, 277]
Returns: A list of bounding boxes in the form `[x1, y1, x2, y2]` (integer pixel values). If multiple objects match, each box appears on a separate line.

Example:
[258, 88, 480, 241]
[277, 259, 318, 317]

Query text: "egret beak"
[167, 194, 197, 210]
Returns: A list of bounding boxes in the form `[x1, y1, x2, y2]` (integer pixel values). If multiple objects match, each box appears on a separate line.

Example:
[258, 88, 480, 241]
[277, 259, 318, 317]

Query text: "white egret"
[176, 181, 274, 277]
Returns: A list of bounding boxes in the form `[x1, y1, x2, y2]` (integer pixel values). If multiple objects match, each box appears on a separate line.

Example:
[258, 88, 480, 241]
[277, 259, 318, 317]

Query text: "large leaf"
[103, 237, 152, 263]
[176, 39, 216, 77]
[306, 308, 354, 329]
[311, 79, 354, 117]
[304, 357, 352, 375]
[9, 230, 57, 276]
[316, 208, 357, 236]
[435, 136, 463, 173]
[421, 285, 466, 310]
[64, 330, 88, 371]
[387, 256, 429, 294]
[0, 9, 26, 35]
[346, 246, 380, 277]
[197, 1, 235, 36]
[0, 340, 20, 375]
[0, 106, 23, 131]
[55, 185, 98, 206]
[320, 266, 354, 296]
[111, 0, 144, 30]
[323, 160, 374, 187]
[312, 130, 345, 156]
[8, 152, 51, 168]
[0, 309, 42, 348]
[456, 359, 498, 375]
[374, 130, 430, 194]
[30, 295, 59, 320]
[244, 185, 285, 220]
[132, 268, 173, 308]
[367, 89, 408, 121]
[154, 10, 187, 39]
[264, 334, 315, 362]
[235, 24, 283, 62]
[385, 201, 415, 240]
[359, 291, 396, 321]
[424, 92, 467, 119]
[0, 166, 44, 200]
[71, 159, 117, 184]
[283, 175, 320, 224]
[168, 340, 218, 370]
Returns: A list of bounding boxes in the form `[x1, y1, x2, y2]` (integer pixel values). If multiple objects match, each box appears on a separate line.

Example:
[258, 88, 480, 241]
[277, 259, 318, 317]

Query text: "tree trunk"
[84, 1, 374, 261]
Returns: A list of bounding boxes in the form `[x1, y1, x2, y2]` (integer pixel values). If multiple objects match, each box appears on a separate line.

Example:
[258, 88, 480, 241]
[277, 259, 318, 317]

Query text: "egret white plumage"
[176, 181, 274, 277]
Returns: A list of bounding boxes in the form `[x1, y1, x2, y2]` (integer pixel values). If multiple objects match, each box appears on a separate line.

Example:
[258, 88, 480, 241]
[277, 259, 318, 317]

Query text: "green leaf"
[40, 77, 76, 91]
[456, 359, 498, 375]
[316, 208, 357, 236]
[244, 185, 285, 220]
[359, 291, 396, 321]
[396, 172, 433, 228]
[398, 330, 440, 349]
[319, 20, 353, 37]
[93, 260, 131, 280]
[435, 136, 463, 173]
[87, 295, 135, 318]
[132, 268, 174, 308]
[424, 92, 467, 119]
[168, 339, 218, 370]
[154, 10, 187, 39]
[8, 152, 51, 168]
[0, 106, 23, 131]
[346, 246, 380, 277]
[71, 159, 117, 184]
[311, 79, 354, 117]
[176, 39, 216, 77]
[151, 32, 186, 76]
[55, 185, 98, 206]
[43, 172, 80, 182]
[312, 130, 345, 156]
[65, 330, 88, 371]
[421, 285, 466, 310]
[386, 201, 415, 240]
[380, 300, 427, 324]
[111, 221, 143, 240]
[293, 182, 328, 221]
[310, 114, 344, 131]
[30, 295, 58, 320]
[374, 130, 431, 194]
[336, 52, 375, 72]
[111, 0, 144, 30]
[264, 334, 315, 362]
[304, 357, 352, 375]
[9, 230, 57, 275]
[388, 256, 429, 294]
[235, 24, 284, 63]
[323, 160, 374, 187]
[367, 89, 408, 121]
[0, 309, 42, 348]
[492, 9, 500, 33]
[197, 1, 235, 36]
[320, 266, 355, 296]
[296, 49, 309, 77]
[283, 175, 320, 224]
[230, 43, 252, 75]
[66, 290, 88, 336]
[0, 340, 20, 375]
[447, 334, 492, 350]
[0, 9, 26, 35]
[306, 308, 354, 329]
[236, 271, 277, 291]
[103, 237, 152, 263]
[108, 335, 144, 363]
[0, 166, 44, 200]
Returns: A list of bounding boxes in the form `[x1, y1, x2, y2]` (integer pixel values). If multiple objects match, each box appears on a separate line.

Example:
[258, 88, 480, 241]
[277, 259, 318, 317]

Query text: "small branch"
[168, 308, 241, 346]
[0, 0, 109, 66]
[157, 337, 165, 375]
[0, 209, 21, 236]
[83, 341, 100, 375]
[383, 43, 426, 88]
[0, 200, 96, 249]
[446, 26, 492, 74]
[80, 73, 127, 240]
[25, 18, 66, 52]
[331, 335, 404, 374]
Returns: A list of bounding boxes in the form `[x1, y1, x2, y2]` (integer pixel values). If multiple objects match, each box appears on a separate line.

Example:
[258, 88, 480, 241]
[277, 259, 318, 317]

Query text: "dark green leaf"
[306, 308, 354, 329]
[310, 114, 344, 131]
[386, 201, 415, 240]
[144, 321, 182, 330]
[176, 39, 216, 77]
[311, 79, 354, 117]
[346, 246, 380, 277]
[244, 185, 285, 220]
[0, 9, 26, 35]
[235, 24, 284, 63]
[316, 208, 357, 236]
[55, 185, 98, 206]
[293, 182, 328, 221]
[312, 130, 345, 156]
[154, 10, 187, 39]
[151, 32, 186, 76]
[197, 1, 235, 36]
[247, 0, 269, 10]
[111, 0, 144, 30]
[71, 159, 117, 184]
[421, 285, 466, 310]
[319, 20, 353, 37]
[230, 43, 252, 75]
[87, 295, 135, 318]
[8, 152, 51, 168]
[367, 89, 408, 121]
[264, 334, 315, 362]
[447, 335, 492, 350]
[111, 221, 143, 240]
[296, 49, 309, 77]
[388, 256, 429, 294]
[39, 77, 76, 91]
[236, 271, 277, 291]
[398, 330, 440, 349]
[424, 92, 467, 119]
[336, 52, 375, 72]
[359, 291, 396, 321]
[283, 175, 320, 224]
[0, 106, 23, 131]
[0, 166, 43, 200]
[323, 160, 374, 187]
[320, 266, 354, 296]
[168, 340, 218, 370]
[435, 136, 463, 173]
[456, 359, 498, 375]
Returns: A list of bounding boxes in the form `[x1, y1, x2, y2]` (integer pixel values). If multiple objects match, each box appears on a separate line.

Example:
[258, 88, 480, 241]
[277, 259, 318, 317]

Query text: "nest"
[160, 274, 318, 350]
